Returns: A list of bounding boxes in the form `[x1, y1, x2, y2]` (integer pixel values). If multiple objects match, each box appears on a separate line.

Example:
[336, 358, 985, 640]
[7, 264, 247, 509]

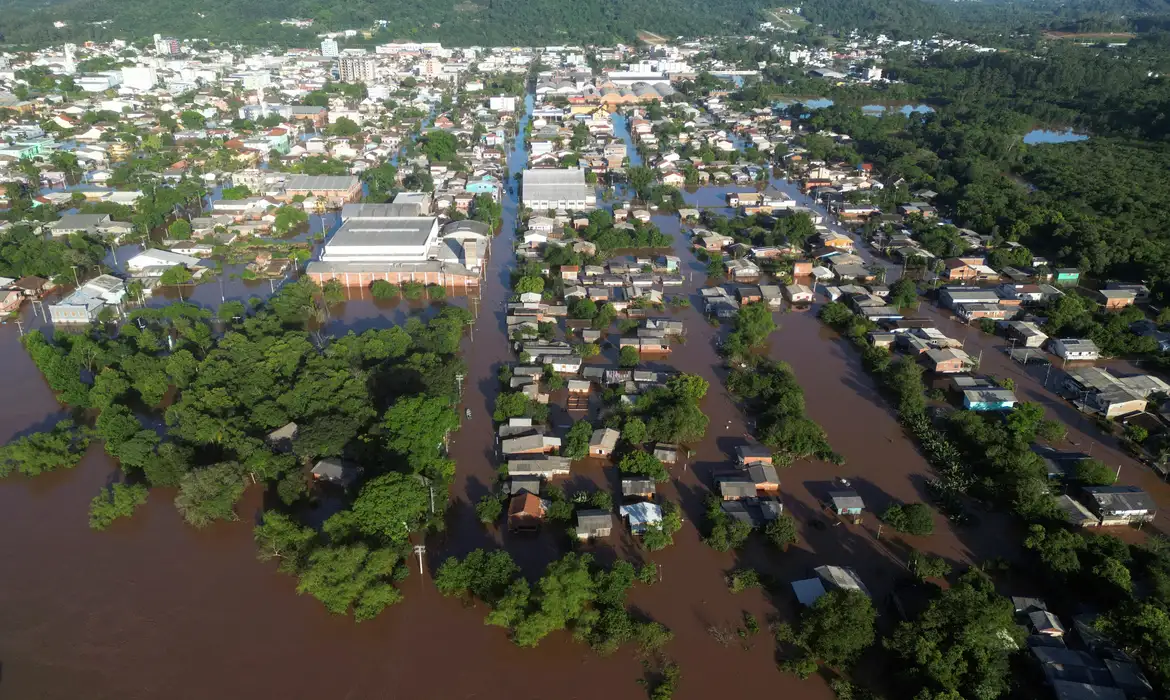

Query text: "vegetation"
[765, 514, 798, 551]
[702, 495, 752, 552]
[885, 571, 1020, 699]
[370, 280, 400, 299]
[434, 549, 670, 656]
[728, 360, 836, 466]
[619, 450, 669, 482]
[881, 503, 935, 536]
[777, 589, 876, 672]
[641, 502, 683, 551]
[89, 483, 149, 530]
[10, 280, 471, 620]
[722, 302, 776, 358]
[0, 420, 91, 478]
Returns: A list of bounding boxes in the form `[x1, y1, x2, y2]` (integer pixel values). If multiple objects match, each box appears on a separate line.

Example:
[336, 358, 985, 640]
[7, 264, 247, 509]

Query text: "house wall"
[307, 269, 480, 288]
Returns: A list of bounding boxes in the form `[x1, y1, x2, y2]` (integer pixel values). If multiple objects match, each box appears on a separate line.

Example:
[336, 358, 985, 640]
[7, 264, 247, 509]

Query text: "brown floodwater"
[11, 98, 1160, 700]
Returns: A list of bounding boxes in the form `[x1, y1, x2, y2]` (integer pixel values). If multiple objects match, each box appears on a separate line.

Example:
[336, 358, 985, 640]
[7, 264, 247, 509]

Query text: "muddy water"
[0, 96, 1013, 699]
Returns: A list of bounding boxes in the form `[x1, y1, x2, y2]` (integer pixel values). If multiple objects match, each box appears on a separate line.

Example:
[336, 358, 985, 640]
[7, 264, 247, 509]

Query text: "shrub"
[401, 281, 425, 300]
[370, 280, 400, 298]
[881, 503, 935, 536]
[727, 567, 761, 593]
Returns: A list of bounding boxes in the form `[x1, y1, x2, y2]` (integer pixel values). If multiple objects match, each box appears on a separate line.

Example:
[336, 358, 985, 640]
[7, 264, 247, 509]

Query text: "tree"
[514, 275, 545, 295]
[383, 395, 459, 474]
[889, 278, 919, 308]
[563, 420, 593, 460]
[1073, 458, 1117, 486]
[476, 494, 504, 524]
[765, 514, 798, 550]
[908, 550, 952, 581]
[881, 503, 935, 536]
[349, 472, 431, 543]
[886, 571, 1021, 700]
[220, 185, 252, 200]
[296, 543, 404, 620]
[727, 301, 776, 351]
[174, 463, 247, 528]
[167, 219, 192, 239]
[274, 205, 308, 234]
[621, 417, 647, 445]
[322, 279, 346, 305]
[420, 131, 459, 162]
[792, 589, 876, 666]
[642, 502, 683, 551]
[434, 549, 520, 603]
[144, 442, 193, 487]
[1097, 603, 1170, 686]
[370, 280, 400, 299]
[254, 511, 317, 574]
[0, 420, 91, 478]
[704, 497, 753, 551]
[619, 345, 640, 368]
[88, 483, 149, 530]
[159, 265, 193, 285]
[328, 116, 360, 137]
[179, 110, 205, 129]
[626, 166, 656, 199]
[619, 451, 669, 482]
[569, 297, 597, 319]
[1024, 524, 1084, 575]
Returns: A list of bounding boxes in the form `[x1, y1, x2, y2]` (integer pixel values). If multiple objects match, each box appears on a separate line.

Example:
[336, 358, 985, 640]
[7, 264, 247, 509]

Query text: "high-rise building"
[153, 34, 179, 55]
[338, 57, 377, 84]
[320, 38, 339, 58]
[62, 43, 76, 75]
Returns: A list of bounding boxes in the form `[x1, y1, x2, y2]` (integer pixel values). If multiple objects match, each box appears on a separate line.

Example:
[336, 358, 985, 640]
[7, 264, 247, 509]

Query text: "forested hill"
[0, 0, 772, 47]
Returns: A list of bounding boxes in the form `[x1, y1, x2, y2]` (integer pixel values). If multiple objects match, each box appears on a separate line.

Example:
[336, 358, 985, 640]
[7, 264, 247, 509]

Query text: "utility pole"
[413, 544, 426, 576]
[1044, 360, 1052, 387]
[1116, 464, 1122, 482]
[70, 265, 80, 287]
[14, 318, 24, 337]
[456, 372, 465, 398]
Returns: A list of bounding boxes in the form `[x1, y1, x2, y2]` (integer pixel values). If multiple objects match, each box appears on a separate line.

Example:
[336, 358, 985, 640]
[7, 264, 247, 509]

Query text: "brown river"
[2, 99, 1165, 700]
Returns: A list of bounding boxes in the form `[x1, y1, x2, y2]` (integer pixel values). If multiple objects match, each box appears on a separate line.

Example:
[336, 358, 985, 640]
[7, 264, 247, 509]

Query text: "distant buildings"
[320, 38, 339, 58]
[338, 56, 377, 83]
[152, 33, 179, 55]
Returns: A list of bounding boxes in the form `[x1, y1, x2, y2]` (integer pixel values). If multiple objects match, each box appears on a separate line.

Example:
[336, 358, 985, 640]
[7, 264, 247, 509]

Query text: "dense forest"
[0, 0, 771, 47]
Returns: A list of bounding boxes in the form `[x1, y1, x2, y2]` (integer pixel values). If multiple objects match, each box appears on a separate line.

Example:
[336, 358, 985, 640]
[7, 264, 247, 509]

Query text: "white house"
[126, 248, 200, 272]
[1048, 338, 1101, 362]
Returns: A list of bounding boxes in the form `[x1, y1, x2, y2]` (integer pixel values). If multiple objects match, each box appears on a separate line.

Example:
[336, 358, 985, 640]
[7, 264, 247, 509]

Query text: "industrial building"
[306, 206, 487, 288]
[522, 167, 596, 212]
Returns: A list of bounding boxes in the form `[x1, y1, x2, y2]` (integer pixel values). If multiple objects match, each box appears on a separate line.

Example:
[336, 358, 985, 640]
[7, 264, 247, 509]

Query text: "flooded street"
[3, 96, 1137, 700]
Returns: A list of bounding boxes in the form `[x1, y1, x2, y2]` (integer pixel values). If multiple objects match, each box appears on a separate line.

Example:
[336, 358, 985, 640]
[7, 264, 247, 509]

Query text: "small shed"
[653, 443, 678, 464]
[589, 428, 619, 456]
[575, 509, 614, 539]
[621, 478, 657, 500]
[509, 475, 543, 496]
[264, 421, 298, 453]
[828, 490, 865, 515]
[311, 458, 361, 488]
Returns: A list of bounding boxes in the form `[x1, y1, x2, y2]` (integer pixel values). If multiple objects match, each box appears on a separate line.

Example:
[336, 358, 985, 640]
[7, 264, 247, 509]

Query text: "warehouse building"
[522, 167, 596, 212]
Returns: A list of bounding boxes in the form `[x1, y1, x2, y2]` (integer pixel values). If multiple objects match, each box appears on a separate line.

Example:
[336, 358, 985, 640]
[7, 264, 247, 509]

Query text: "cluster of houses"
[1010, 596, 1155, 700]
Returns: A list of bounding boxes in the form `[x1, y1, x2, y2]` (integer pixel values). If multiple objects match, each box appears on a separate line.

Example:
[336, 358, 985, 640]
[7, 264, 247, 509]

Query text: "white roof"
[619, 502, 662, 527]
[128, 248, 200, 269]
